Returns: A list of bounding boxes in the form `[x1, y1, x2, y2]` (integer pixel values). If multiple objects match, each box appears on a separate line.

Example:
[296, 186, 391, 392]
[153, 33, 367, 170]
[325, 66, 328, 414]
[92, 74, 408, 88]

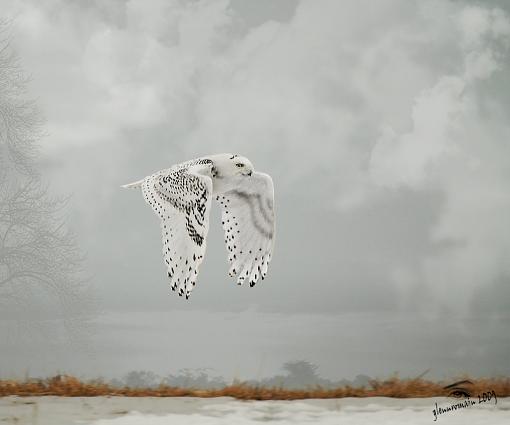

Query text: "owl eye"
[236, 163, 244, 168]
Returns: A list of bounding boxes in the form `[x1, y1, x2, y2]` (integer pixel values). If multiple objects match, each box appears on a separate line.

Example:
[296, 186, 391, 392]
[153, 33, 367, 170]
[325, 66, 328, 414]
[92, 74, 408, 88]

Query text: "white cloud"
[366, 5, 510, 311]
[369, 75, 466, 189]
[369, 5, 509, 189]
[2, 0, 510, 315]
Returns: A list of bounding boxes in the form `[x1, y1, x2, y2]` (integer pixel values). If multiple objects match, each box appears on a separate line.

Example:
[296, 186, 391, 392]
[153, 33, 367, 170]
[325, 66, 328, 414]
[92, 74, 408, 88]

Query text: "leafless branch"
[0, 20, 93, 332]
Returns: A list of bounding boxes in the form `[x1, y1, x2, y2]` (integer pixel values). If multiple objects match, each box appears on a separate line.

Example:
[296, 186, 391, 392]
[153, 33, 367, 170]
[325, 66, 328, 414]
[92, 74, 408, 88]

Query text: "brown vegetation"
[0, 375, 509, 399]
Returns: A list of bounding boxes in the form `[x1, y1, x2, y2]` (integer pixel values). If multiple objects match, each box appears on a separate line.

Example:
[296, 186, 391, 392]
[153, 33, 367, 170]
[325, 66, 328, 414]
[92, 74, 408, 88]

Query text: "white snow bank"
[2, 396, 508, 425]
[90, 398, 510, 425]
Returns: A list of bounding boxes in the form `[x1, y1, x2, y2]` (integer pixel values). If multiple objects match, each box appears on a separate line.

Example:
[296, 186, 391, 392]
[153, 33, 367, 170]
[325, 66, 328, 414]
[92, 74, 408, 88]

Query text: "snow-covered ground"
[1, 396, 508, 424]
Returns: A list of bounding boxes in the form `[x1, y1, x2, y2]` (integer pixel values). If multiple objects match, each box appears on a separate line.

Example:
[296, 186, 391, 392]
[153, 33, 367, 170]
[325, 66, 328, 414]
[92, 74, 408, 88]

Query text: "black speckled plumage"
[123, 154, 275, 300]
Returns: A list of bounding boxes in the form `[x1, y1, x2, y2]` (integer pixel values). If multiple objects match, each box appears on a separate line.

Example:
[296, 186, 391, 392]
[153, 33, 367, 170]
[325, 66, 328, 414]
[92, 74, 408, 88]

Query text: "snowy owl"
[122, 154, 275, 299]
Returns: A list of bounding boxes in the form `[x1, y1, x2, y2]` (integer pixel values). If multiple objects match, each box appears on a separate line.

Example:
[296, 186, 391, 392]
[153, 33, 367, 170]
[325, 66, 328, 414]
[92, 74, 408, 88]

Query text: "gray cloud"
[0, 0, 509, 379]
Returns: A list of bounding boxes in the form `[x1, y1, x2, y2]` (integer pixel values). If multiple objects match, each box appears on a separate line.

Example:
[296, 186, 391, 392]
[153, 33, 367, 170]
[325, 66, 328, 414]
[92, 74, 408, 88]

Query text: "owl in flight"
[122, 154, 275, 299]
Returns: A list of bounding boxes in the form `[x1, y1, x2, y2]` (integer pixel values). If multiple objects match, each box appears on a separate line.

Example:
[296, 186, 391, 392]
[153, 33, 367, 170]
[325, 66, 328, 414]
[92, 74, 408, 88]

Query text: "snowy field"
[1, 396, 508, 425]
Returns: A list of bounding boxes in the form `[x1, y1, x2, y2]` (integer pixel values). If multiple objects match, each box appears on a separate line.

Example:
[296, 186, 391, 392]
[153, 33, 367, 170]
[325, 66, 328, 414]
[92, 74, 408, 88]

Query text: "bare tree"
[0, 22, 91, 329]
[0, 23, 39, 177]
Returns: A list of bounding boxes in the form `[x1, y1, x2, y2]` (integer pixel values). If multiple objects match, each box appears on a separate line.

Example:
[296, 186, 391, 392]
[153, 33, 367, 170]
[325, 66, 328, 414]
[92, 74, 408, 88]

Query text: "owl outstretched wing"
[141, 162, 213, 299]
[216, 172, 275, 287]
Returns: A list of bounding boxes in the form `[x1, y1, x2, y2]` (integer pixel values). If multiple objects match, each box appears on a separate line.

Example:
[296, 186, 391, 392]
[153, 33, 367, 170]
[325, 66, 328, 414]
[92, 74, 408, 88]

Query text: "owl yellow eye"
[236, 163, 244, 168]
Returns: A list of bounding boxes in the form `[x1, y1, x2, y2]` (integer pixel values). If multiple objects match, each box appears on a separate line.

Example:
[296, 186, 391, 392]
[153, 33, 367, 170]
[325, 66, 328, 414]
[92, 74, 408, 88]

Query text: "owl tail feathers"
[121, 178, 144, 189]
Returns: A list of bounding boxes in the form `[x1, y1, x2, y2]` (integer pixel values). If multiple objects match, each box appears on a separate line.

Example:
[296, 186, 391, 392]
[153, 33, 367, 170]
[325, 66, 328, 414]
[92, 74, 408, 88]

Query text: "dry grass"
[0, 375, 509, 399]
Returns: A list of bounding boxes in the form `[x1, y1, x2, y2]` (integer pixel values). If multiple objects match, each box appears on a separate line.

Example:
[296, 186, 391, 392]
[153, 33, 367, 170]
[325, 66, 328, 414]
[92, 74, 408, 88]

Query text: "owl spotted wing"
[142, 163, 213, 299]
[216, 172, 275, 287]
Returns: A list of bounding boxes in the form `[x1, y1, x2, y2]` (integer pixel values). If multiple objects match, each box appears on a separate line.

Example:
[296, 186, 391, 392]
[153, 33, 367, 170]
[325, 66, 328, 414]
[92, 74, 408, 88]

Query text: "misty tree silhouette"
[282, 361, 320, 385]
[163, 368, 226, 389]
[0, 22, 91, 331]
[111, 362, 373, 390]
[123, 371, 160, 389]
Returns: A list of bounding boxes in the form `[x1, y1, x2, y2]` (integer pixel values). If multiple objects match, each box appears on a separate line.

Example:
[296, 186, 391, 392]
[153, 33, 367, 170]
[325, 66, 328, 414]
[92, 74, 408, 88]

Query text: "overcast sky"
[0, 0, 509, 382]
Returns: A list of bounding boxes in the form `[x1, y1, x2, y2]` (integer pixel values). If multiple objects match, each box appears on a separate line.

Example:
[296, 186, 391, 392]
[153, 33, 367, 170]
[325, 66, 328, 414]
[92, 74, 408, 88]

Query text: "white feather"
[215, 172, 275, 288]
[123, 155, 275, 299]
